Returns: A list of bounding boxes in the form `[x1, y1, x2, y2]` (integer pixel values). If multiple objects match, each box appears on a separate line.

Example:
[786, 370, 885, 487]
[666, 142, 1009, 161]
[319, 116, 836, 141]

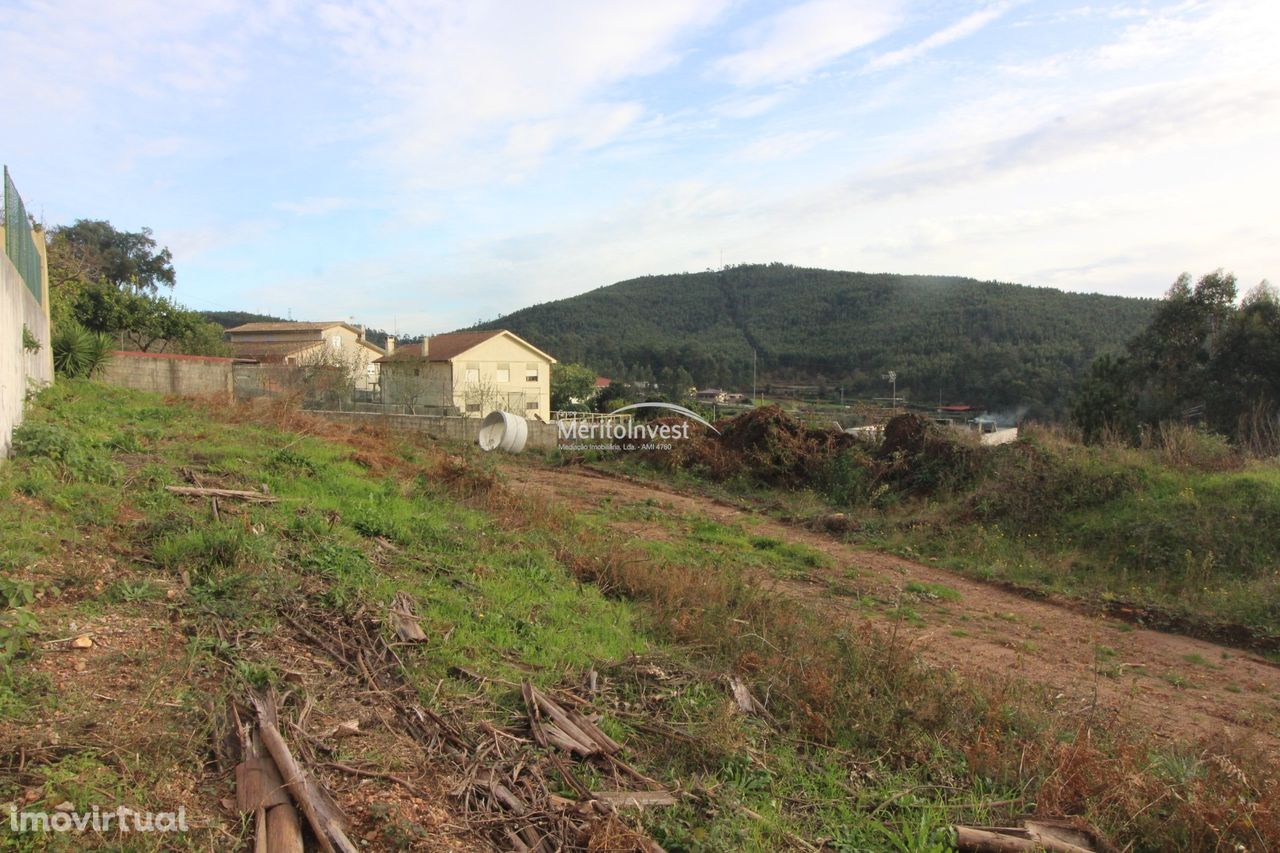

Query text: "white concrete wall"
[1, 233, 53, 459]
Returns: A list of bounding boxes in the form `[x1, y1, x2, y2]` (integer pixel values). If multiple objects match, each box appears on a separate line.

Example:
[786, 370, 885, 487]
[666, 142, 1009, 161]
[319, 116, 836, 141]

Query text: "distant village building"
[694, 388, 727, 403]
[224, 321, 385, 392]
[375, 329, 556, 420]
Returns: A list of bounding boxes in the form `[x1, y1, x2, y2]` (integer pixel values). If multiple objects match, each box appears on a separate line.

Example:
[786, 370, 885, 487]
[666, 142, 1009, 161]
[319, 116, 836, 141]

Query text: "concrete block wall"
[98, 351, 234, 396]
[309, 409, 559, 451]
[1, 247, 53, 460]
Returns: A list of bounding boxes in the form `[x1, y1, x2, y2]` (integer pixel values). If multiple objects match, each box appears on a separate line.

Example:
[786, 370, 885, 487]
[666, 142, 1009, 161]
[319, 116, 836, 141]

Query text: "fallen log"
[955, 824, 1096, 853]
[166, 486, 278, 502]
[251, 691, 358, 853]
[237, 727, 301, 853]
[590, 791, 678, 808]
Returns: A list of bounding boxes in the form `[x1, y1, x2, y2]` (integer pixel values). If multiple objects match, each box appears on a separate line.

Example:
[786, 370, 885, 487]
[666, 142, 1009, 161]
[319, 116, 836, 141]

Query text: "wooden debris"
[728, 676, 776, 723]
[389, 593, 429, 642]
[235, 756, 291, 811]
[237, 723, 301, 853]
[955, 820, 1107, 853]
[165, 485, 278, 503]
[281, 608, 469, 755]
[590, 790, 678, 808]
[322, 719, 361, 739]
[266, 804, 304, 853]
[521, 681, 621, 758]
[251, 691, 358, 853]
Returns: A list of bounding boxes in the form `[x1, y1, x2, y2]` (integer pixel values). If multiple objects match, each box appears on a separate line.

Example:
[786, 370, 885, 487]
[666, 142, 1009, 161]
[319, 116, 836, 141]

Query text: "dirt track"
[505, 463, 1280, 757]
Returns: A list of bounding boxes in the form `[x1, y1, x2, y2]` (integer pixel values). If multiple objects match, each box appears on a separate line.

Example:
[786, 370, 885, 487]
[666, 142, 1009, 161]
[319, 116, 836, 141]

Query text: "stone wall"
[1, 243, 53, 460]
[308, 409, 558, 451]
[98, 351, 234, 396]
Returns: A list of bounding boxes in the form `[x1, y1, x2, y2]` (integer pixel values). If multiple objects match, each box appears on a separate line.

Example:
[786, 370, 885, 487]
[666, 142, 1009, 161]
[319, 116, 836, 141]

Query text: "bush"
[51, 321, 114, 378]
[10, 421, 119, 483]
[1148, 423, 1240, 471]
[964, 442, 1142, 532]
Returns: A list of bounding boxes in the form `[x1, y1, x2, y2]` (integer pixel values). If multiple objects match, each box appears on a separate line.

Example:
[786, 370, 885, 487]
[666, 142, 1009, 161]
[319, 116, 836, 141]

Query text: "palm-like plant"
[51, 321, 114, 378]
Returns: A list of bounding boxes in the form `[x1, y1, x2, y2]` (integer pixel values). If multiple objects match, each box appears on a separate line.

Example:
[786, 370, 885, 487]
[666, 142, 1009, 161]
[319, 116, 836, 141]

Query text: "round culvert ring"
[477, 410, 528, 453]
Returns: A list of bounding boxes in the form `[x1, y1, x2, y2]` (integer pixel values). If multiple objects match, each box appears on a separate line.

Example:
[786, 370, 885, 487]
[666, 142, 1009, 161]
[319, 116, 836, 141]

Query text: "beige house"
[375, 329, 556, 420]
[224, 321, 385, 392]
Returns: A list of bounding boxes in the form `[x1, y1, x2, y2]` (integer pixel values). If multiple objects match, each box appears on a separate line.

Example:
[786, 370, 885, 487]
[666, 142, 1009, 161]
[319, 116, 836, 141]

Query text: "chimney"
[385, 335, 396, 355]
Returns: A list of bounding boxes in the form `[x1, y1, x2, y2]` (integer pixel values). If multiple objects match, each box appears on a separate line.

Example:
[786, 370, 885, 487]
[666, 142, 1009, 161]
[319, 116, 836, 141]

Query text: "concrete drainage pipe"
[477, 410, 528, 453]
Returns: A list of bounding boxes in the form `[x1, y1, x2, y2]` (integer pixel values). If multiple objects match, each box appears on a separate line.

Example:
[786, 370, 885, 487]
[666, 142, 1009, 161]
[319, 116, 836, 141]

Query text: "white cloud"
[713, 0, 903, 87]
[865, 1, 1016, 71]
[733, 130, 836, 163]
[273, 197, 368, 216]
[715, 92, 788, 119]
[316, 0, 728, 186]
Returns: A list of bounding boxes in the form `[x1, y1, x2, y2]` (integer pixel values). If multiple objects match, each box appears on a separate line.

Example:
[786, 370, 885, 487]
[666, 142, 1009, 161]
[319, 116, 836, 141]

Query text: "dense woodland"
[475, 263, 1156, 417]
[1073, 270, 1280, 450]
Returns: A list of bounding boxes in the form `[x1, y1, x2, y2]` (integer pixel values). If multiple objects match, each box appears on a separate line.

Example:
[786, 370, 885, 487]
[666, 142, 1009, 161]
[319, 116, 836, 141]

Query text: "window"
[466, 403, 481, 413]
[331, 335, 342, 349]
[496, 364, 510, 383]
[526, 401, 539, 411]
[466, 368, 480, 383]
[526, 364, 540, 382]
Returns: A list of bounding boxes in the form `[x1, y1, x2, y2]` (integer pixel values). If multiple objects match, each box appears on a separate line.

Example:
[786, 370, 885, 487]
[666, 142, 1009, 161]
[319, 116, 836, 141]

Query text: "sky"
[2, 0, 1278, 335]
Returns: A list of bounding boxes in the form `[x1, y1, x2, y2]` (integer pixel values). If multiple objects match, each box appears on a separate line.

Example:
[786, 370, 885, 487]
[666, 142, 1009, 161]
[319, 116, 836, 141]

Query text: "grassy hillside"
[616, 408, 1280, 645]
[3, 383, 1274, 849]
[476, 264, 1155, 416]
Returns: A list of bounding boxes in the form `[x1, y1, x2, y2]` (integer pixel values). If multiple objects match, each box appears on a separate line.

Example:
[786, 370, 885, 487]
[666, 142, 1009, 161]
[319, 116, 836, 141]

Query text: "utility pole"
[883, 370, 897, 413]
[752, 349, 757, 407]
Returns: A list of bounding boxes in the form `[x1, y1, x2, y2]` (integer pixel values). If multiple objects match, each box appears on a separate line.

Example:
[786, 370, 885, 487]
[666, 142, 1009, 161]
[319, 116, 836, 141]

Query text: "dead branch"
[251, 691, 358, 853]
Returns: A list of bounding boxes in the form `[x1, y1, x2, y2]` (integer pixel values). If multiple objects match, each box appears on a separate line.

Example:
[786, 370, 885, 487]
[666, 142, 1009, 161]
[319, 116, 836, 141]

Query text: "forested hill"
[474, 263, 1157, 416]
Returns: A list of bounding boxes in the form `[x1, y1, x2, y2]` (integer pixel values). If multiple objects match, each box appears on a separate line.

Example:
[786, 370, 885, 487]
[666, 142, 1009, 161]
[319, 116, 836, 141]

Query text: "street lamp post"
[883, 370, 897, 413]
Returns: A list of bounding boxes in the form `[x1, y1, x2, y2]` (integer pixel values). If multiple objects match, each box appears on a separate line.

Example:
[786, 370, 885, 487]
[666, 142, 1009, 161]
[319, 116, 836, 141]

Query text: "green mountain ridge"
[474, 263, 1158, 416]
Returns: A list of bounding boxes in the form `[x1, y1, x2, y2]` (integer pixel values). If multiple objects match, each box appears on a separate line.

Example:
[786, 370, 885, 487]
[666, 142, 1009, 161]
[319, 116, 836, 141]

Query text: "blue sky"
[2, 0, 1277, 335]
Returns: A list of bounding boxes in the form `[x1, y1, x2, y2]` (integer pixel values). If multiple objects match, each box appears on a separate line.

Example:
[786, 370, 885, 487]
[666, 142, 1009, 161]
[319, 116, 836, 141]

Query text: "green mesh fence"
[4, 166, 43, 304]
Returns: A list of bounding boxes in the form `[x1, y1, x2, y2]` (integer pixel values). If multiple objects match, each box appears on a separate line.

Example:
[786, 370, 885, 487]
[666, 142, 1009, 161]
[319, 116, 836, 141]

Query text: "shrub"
[10, 421, 120, 483]
[51, 321, 114, 378]
[0, 579, 38, 669]
[965, 442, 1142, 532]
[1149, 423, 1240, 471]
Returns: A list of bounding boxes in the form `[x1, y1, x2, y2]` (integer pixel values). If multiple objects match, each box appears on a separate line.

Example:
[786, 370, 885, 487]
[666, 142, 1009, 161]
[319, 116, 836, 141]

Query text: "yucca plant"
[51, 321, 114, 378]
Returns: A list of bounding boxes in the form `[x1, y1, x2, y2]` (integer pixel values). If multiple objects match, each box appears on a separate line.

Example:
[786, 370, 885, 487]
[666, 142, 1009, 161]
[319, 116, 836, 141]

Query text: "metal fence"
[3, 166, 42, 304]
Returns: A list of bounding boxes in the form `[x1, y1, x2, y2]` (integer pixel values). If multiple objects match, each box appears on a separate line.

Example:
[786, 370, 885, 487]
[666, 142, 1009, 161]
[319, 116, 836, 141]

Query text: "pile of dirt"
[879, 413, 928, 457]
[649, 407, 982, 499]
[652, 405, 867, 485]
[875, 413, 983, 495]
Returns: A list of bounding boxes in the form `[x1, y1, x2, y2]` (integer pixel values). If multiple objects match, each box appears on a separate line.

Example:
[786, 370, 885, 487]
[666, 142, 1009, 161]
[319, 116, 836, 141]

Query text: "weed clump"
[10, 421, 120, 483]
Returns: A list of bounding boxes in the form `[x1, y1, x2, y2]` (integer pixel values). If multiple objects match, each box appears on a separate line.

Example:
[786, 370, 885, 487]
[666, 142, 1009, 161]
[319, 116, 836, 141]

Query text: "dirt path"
[505, 463, 1280, 757]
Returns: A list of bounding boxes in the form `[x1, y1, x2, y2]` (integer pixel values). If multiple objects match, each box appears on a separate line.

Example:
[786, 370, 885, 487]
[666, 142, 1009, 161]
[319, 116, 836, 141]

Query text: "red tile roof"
[226, 321, 368, 334]
[374, 330, 557, 365]
[374, 342, 428, 364]
[426, 331, 505, 361]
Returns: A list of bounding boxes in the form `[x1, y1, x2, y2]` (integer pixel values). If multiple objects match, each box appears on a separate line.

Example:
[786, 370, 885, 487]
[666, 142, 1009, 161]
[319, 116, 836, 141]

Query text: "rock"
[70, 635, 93, 649]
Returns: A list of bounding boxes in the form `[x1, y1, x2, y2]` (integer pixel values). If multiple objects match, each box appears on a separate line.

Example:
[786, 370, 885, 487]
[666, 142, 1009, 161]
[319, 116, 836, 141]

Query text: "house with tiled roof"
[374, 329, 556, 419]
[224, 321, 385, 392]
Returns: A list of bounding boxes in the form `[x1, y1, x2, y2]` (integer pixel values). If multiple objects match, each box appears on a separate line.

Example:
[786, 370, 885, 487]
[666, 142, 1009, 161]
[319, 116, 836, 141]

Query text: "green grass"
[602, 422, 1280, 639]
[2, 381, 1274, 851]
[904, 581, 961, 602]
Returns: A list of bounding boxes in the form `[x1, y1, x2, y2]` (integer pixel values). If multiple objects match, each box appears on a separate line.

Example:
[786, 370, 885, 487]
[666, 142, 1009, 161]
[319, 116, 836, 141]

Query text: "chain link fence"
[3, 166, 42, 304]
